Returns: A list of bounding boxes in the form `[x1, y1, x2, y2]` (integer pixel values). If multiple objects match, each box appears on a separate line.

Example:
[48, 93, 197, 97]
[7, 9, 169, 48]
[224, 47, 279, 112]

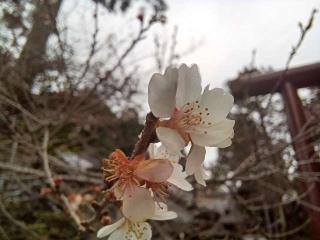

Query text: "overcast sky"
[165, 0, 320, 87]
[158, 0, 320, 164]
[60, 0, 320, 163]
[61, 0, 320, 92]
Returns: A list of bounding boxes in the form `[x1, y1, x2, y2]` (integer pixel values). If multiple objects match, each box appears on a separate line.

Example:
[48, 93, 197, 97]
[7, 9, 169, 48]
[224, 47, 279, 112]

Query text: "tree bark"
[10, 0, 63, 93]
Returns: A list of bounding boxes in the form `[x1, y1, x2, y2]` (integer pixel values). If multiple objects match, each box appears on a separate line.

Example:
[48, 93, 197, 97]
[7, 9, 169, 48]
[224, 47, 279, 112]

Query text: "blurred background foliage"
[0, 0, 320, 239]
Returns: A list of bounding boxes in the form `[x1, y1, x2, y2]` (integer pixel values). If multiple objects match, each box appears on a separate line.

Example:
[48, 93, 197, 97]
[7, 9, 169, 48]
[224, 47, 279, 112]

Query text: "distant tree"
[0, 0, 167, 238]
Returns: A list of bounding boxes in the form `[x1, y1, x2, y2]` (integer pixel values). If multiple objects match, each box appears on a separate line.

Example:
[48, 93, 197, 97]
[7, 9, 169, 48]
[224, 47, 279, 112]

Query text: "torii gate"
[229, 63, 320, 239]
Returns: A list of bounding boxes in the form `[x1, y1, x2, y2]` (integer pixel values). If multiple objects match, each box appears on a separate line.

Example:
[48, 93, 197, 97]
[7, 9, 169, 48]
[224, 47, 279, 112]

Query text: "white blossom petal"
[148, 143, 156, 159]
[135, 159, 173, 183]
[194, 167, 209, 186]
[148, 67, 178, 118]
[109, 227, 137, 240]
[176, 64, 202, 108]
[190, 119, 235, 147]
[216, 138, 232, 148]
[150, 202, 178, 220]
[148, 143, 180, 163]
[113, 182, 124, 200]
[97, 218, 125, 238]
[200, 87, 234, 121]
[202, 84, 210, 96]
[156, 127, 186, 155]
[136, 222, 152, 240]
[167, 163, 193, 191]
[102, 221, 152, 240]
[186, 144, 206, 175]
[122, 185, 155, 222]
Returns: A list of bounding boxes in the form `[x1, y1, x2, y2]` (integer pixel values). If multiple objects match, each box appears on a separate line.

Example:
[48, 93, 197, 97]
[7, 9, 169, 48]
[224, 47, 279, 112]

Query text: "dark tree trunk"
[9, 0, 63, 94]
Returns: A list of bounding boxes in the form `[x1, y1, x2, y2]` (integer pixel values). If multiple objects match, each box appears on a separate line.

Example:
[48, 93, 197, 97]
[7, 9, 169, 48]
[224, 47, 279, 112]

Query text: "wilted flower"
[148, 64, 234, 185]
[97, 202, 177, 240]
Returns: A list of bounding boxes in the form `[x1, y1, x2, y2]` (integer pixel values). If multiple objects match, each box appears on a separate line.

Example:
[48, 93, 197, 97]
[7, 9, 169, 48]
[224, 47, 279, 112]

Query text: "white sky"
[165, 0, 320, 87]
[163, 0, 320, 164]
[60, 0, 320, 163]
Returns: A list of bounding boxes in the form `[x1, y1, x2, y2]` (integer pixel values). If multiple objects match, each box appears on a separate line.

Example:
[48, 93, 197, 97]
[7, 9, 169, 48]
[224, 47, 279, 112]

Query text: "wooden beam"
[229, 63, 320, 98]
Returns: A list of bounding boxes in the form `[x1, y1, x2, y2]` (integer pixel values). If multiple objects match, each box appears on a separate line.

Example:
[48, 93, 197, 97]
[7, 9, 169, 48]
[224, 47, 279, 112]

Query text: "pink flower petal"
[135, 159, 174, 183]
[122, 185, 155, 222]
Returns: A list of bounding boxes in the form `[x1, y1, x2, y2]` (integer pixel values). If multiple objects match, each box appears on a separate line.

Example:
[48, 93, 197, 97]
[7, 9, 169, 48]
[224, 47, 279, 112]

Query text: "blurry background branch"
[0, 1, 319, 239]
[0, 0, 167, 238]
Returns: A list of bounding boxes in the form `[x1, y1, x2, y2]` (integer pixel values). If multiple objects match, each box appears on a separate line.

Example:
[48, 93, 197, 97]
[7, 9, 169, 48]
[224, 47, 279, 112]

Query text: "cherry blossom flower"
[97, 202, 177, 240]
[148, 64, 234, 185]
[148, 143, 193, 191]
[97, 218, 151, 240]
[103, 149, 189, 221]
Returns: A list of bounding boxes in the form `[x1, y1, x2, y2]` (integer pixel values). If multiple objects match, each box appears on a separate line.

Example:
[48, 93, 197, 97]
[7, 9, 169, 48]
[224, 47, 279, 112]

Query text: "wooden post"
[281, 81, 320, 240]
[229, 63, 320, 239]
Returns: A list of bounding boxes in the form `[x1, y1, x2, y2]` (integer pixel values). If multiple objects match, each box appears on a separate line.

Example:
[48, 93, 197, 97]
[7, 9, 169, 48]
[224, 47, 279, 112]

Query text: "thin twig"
[42, 127, 55, 187]
[39, 127, 86, 231]
[0, 196, 40, 239]
[0, 161, 102, 184]
[264, 8, 318, 110]
[0, 225, 9, 240]
[0, 94, 43, 124]
[78, 2, 99, 81]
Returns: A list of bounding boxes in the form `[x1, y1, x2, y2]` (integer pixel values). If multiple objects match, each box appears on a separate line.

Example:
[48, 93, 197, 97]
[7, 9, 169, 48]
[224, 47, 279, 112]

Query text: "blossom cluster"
[97, 64, 234, 240]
